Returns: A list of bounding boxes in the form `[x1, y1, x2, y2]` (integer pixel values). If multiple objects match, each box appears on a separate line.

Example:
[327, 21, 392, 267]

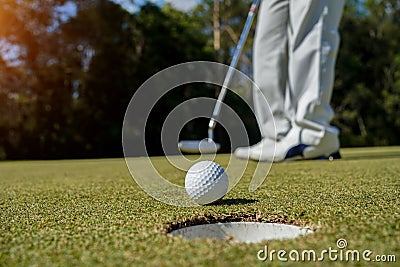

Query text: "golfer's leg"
[287, 0, 344, 146]
[253, 0, 290, 141]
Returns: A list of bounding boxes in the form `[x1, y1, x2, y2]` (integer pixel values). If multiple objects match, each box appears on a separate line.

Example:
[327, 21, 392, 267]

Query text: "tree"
[194, 0, 255, 69]
[0, 0, 72, 159]
[333, 0, 400, 146]
[0, 1, 215, 159]
[59, 0, 138, 157]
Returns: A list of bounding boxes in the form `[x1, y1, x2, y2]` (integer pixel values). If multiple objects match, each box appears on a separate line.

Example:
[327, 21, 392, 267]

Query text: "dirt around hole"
[164, 213, 316, 234]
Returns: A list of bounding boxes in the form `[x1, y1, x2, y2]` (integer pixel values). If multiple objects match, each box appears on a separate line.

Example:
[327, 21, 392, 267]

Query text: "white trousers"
[253, 0, 345, 145]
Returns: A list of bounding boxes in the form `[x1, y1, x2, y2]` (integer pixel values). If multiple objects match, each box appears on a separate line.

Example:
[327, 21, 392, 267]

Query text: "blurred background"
[0, 0, 399, 160]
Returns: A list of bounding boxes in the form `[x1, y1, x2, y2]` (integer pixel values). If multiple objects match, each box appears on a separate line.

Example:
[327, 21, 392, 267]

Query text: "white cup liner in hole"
[170, 222, 313, 243]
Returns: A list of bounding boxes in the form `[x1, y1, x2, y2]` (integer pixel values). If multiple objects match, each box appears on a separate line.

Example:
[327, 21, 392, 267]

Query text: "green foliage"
[0, 1, 213, 159]
[0, 0, 72, 159]
[382, 55, 400, 129]
[333, 0, 400, 147]
[60, 0, 138, 157]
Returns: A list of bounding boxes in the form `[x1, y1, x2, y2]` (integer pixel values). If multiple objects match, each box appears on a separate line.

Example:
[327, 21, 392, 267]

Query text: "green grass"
[1, 147, 399, 266]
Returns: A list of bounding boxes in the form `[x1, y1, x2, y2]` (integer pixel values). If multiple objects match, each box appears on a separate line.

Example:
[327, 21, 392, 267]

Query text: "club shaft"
[208, 0, 260, 136]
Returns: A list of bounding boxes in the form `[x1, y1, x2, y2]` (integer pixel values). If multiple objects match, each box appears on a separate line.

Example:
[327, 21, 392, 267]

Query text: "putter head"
[178, 139, 221, 154]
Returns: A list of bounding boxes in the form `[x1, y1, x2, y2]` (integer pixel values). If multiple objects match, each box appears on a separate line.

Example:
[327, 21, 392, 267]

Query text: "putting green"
[1, 147, 399, 266]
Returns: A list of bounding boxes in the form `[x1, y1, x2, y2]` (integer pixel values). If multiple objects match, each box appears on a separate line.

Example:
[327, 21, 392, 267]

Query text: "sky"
[156, 0, 200, 11]
[53, 0, 200, 16]
[112, 0, 201, 12]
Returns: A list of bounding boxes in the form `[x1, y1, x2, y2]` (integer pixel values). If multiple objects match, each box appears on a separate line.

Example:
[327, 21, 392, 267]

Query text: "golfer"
[235, 0, 345, 161]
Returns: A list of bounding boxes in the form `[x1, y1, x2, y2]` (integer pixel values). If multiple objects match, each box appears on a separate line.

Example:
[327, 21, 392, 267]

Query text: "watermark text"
[257, 239, 396, 263]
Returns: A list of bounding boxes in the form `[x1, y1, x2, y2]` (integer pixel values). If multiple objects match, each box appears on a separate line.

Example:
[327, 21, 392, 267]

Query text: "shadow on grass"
[207, 198, 258, 206]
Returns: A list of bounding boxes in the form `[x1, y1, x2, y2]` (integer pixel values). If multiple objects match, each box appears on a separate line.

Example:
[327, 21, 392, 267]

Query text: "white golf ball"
[185, 161, 229, 205]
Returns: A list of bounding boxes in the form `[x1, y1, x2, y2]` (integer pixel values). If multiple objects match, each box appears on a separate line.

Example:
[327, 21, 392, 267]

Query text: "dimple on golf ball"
[185, 161, 229, 205]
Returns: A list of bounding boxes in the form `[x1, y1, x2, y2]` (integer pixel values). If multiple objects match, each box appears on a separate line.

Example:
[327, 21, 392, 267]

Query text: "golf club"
[179, 0, 261, 154]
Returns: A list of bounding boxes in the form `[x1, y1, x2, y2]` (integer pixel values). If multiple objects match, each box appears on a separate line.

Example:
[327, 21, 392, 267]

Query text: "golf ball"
[185, 161, 229, 205]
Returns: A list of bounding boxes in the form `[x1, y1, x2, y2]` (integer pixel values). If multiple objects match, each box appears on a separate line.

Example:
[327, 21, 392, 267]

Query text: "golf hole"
[170, 222, 313, 243]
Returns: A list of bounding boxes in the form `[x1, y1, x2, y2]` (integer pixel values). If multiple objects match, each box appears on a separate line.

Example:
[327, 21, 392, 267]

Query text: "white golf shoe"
[234, 138, 276, 160]
[250, 126, 341, 162]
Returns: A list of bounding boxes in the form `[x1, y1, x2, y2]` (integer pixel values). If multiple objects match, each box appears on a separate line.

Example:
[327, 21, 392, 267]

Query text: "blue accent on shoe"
[310, 151, 342, 160]
[285, 145, 342, 161]
[330, 151, 341, 159]
[285, 144, 309, 159]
